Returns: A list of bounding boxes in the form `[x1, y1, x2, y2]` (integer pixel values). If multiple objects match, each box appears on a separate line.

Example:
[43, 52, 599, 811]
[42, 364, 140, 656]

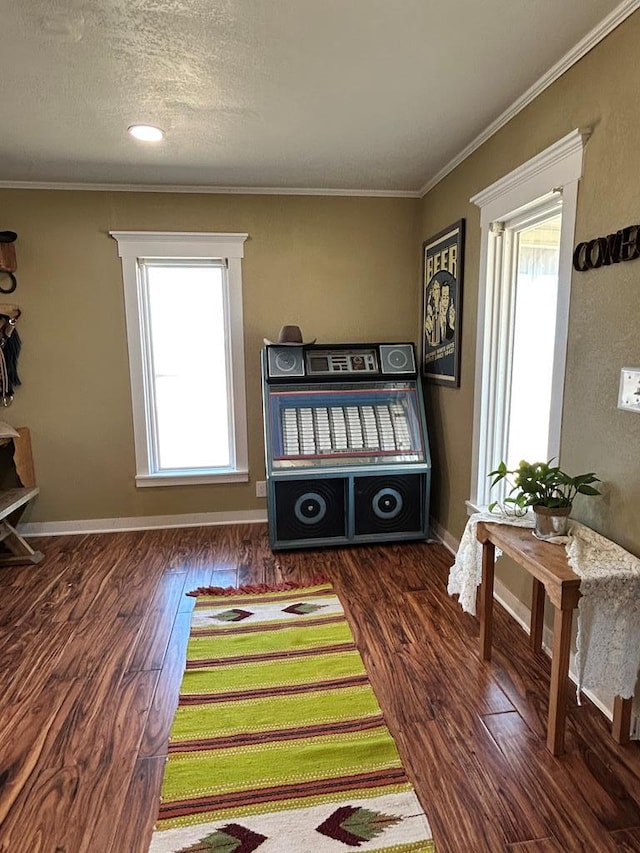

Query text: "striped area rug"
[149, 582, 435, 852]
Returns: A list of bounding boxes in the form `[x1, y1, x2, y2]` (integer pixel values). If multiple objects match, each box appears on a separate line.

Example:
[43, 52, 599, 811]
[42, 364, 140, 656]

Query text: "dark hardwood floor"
[0, 523, 639, 851]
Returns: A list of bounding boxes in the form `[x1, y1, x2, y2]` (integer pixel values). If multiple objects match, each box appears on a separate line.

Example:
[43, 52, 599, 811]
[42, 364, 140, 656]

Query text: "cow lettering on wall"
[573, 224, 640, 271]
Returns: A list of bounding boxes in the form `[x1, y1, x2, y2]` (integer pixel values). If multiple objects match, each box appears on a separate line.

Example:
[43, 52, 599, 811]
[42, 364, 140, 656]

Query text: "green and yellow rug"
[149, 582, 435, 852]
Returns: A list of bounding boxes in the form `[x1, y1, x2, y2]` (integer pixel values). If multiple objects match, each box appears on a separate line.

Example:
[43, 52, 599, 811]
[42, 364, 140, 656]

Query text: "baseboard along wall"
[18, 509, 269, 537]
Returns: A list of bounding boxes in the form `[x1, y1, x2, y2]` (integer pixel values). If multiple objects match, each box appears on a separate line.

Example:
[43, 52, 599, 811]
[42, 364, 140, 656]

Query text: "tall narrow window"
[111, 232, 249, 486]
[470, 129, 587, 507]
[497, 204, 562, 475]
[506, 212, 561, 467]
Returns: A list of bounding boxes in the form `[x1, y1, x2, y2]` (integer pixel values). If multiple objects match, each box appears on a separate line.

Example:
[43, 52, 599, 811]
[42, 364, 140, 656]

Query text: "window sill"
[135, 470, 249, 488]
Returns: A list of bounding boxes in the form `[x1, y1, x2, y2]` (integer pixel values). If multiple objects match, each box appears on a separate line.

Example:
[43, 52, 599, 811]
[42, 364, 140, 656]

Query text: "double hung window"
[111, 232, 249, 487]
[470, 130, 587, 507]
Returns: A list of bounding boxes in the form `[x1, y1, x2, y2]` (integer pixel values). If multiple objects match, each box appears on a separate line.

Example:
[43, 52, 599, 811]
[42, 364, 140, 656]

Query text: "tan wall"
[6, 12, 640, 542]
[420, 10, 640, 597]
[2, 191, 419, 522]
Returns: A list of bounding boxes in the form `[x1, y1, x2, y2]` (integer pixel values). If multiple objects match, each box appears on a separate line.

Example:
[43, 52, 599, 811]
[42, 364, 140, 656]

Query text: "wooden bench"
[476, 521, 632, 756]
[0, 426, 43, 566]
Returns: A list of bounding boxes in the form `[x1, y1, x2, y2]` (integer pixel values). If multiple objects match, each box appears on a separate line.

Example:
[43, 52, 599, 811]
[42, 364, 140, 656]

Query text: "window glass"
[506, 214, 561, 468]
[144, 262, 230, 471]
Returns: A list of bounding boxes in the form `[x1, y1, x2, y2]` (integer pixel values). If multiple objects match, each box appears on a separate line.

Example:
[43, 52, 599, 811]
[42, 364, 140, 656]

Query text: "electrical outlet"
[256, 480, 267, 498]
[618, 367, 640, 412]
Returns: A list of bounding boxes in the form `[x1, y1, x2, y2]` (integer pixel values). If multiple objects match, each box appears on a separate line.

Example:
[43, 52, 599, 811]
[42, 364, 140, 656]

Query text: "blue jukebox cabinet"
[261, 342, 432, 550]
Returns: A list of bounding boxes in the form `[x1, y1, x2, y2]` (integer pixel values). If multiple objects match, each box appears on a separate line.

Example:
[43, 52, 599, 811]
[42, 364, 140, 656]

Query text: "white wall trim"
[111, 231, 248, 258]
[111, 231, 250, 488]
[429, 523, 616, 724]
[0, 180, 421, 199]
[18, 509, 268, 537]
[135, 470, 249, 487]
[469, 130, 586, 507]
[469, 128, 590, 221]
[429, 516, 458, 555]
[419, 0, 640, 197]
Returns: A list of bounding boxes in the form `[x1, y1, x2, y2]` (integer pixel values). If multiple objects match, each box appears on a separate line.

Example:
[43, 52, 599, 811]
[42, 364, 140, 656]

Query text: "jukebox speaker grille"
[354, 474, 424, 535]
[267, 346, 305, 378]
[274, 478, 347, 543]
[379, 343, 415, 374]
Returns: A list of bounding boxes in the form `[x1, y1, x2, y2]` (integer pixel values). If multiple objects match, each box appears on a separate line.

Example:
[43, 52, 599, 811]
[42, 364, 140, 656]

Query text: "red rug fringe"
[187, 575, 330, 598]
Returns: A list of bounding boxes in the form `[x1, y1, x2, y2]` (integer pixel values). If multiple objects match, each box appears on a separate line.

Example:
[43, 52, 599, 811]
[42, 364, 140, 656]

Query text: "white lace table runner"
[447, 510, 535, 616]
[448, 512, 640, 703]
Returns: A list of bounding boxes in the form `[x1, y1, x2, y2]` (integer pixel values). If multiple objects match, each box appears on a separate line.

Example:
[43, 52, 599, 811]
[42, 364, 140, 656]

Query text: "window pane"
[146, 264, 230, 470]
[506, 214, 561, 468]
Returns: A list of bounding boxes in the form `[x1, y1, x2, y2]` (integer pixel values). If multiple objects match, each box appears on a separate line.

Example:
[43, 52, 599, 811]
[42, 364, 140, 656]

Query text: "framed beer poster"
[422, 219, 465, 386]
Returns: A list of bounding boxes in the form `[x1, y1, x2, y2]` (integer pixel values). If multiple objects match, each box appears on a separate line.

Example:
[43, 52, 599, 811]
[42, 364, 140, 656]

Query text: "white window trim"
[110, 231, 249, 487]
[468, 129, 589, 510]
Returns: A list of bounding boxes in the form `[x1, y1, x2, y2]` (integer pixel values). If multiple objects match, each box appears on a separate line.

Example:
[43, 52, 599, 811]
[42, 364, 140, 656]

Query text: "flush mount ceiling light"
[127, 124, 165, 142]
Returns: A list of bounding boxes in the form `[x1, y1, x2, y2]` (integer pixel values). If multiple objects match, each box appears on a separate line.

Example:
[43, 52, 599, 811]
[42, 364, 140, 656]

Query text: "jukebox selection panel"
[269, 386, 424, 466]
[281, 403, 411, 455]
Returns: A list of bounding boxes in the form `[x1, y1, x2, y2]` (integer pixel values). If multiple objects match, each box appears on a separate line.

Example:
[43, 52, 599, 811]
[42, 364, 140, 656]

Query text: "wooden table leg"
[547, 606, 573, 756]
[530, 578, 545, 654]
[479, 540, 495, 662]
[612, 696, 633, 744]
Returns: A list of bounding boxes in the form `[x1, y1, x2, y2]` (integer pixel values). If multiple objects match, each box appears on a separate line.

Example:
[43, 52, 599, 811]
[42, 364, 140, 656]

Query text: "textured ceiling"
[0, 0, 627, 192]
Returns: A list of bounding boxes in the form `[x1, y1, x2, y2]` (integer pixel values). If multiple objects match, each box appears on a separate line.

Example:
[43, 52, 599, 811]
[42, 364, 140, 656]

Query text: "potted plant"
[488, 459, 600, 539]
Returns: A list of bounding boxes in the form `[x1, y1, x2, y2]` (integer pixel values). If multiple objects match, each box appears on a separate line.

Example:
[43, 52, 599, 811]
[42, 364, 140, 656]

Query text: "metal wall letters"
[573, 224, 640, 271]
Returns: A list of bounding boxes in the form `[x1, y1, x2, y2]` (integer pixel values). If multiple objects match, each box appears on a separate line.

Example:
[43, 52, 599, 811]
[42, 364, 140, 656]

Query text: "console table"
[476, 521, 632, 756]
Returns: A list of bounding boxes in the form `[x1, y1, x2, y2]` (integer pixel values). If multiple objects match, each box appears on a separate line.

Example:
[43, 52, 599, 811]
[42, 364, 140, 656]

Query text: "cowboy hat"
[263, 325, 316, 347]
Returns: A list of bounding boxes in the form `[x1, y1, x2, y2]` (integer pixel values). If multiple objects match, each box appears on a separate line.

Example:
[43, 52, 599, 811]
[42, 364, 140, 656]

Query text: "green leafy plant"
[488, 459, 600, 514]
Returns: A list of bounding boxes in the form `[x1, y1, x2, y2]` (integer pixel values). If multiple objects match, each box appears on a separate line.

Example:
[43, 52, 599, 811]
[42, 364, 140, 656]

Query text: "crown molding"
[419, 0, 640, 197]
[0, 180, 421, 199]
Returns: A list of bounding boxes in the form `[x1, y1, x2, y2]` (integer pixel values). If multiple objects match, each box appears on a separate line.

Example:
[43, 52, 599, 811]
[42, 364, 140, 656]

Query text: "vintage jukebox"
[261, 341, 431, 550]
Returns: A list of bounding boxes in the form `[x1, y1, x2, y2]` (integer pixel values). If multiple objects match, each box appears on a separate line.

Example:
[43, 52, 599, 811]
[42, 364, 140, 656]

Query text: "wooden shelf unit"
[0, 427, 42, 566]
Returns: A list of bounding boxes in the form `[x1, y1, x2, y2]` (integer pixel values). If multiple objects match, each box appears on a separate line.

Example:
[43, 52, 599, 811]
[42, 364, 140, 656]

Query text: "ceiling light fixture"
[127, 124, 165, 142]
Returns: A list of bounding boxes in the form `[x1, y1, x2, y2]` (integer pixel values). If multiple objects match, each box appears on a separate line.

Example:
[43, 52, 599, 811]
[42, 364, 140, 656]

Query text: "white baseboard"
[429, 519, 615, 724]
[18, 509, 268, 537]
[429, 517, 458, 554]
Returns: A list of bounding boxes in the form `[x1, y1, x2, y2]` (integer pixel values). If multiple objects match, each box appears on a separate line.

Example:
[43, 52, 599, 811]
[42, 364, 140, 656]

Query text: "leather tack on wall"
[0, 231, 17, 294]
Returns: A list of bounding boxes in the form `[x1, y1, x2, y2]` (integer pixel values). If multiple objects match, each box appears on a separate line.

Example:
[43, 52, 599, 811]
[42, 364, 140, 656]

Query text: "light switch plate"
[618, 367, 640, 412]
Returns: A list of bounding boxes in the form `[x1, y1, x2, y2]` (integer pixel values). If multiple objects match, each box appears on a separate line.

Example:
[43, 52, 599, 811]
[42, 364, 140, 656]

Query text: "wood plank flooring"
[0, 523, 639, 851]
